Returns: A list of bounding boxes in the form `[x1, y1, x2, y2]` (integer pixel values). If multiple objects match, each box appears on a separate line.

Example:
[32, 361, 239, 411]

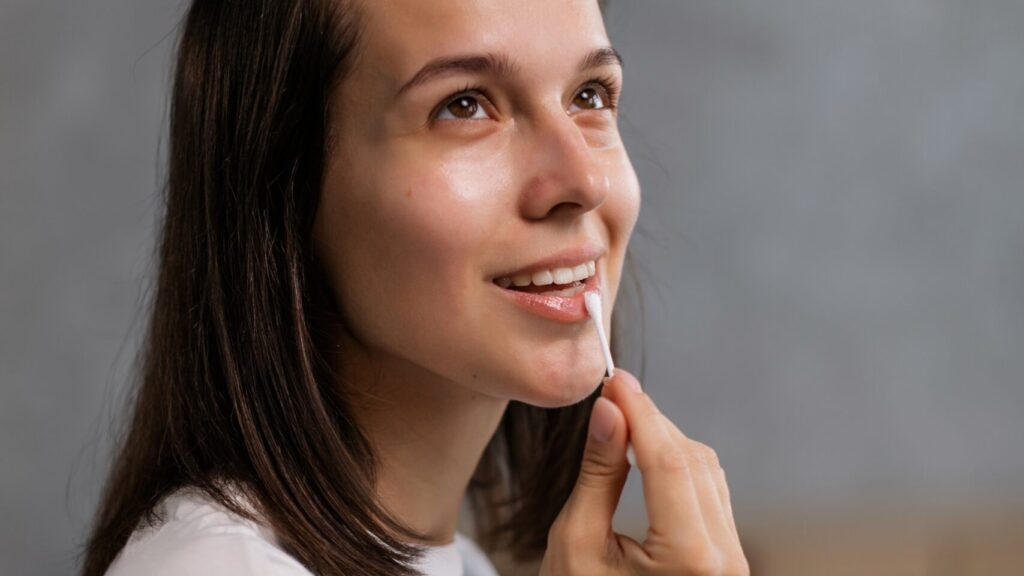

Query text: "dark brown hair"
[81, 1, 642, 574]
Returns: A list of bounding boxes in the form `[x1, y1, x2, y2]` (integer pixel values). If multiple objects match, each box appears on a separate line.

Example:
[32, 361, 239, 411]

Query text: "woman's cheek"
[374, 165, 498, 297]
[599, 156, 641, 303]
[610, 155, 642, 237]
[404, 161, 497, 236]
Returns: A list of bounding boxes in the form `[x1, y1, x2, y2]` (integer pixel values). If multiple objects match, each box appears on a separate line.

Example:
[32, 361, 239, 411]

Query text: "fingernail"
[625, 376, 642, 394]
[589, 397, 616, 443]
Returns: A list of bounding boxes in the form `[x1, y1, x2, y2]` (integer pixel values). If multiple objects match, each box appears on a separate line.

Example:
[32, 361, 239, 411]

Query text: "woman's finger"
[603, 370, 710, 551]
[712, 465, 740, 540]
[660, 410, 746, 561]
[546, 392, 631, 567]
[664, 424, 736, 546]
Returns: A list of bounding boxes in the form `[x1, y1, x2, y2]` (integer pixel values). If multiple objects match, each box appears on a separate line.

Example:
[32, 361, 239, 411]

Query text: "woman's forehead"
[354, 0, 610, 91]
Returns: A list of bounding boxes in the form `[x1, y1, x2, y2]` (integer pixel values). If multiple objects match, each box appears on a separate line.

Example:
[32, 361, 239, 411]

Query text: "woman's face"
[314, 0, 640, 407]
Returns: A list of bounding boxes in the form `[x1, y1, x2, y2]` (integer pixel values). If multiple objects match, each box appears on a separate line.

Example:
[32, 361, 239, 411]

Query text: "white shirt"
[106, 487, 500, 576]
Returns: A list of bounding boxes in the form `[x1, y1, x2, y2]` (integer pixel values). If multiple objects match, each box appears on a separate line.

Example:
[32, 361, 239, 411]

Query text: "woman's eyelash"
[431, 84, 491, 122]
[448, 83, 490, 102]
[582, 74, 622, 110]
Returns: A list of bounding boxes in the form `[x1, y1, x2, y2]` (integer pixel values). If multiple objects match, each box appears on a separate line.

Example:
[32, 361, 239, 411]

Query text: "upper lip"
[492, 243, 606, 280]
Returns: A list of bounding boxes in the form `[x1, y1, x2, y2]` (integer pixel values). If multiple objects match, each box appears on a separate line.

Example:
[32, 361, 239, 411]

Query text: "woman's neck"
[338, 347, 509, 545]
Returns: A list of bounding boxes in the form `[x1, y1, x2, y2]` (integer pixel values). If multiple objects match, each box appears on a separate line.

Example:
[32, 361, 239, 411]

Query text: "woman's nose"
[517, 112, 610, 222]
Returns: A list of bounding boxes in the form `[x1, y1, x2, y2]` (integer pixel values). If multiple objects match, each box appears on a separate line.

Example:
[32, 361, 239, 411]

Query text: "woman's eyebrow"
[579, 46, 624, 74]
[395, 46, 623, 97]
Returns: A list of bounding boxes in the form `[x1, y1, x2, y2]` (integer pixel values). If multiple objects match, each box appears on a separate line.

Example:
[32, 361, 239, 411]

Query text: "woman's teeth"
[494, 260, 597, 289]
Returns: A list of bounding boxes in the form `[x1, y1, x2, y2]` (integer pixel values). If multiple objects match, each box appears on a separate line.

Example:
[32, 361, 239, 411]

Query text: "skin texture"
[314, 0, 748, 572]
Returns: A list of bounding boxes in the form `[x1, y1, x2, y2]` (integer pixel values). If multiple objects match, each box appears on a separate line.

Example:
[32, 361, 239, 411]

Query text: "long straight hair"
[80, 1, 642, 574]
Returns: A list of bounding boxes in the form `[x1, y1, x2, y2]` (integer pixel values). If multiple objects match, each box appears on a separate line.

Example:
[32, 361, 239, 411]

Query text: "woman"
[82, 0, 749, 574]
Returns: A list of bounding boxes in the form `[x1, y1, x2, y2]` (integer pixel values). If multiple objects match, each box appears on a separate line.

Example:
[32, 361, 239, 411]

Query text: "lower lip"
[493, 271, 601, 323]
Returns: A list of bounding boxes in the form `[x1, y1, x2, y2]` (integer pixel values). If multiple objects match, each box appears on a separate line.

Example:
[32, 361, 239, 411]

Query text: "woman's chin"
[513, 356, 608, 408]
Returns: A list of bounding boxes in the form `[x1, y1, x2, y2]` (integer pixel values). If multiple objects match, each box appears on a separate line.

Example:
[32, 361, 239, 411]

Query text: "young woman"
[81, 0, 749, 574]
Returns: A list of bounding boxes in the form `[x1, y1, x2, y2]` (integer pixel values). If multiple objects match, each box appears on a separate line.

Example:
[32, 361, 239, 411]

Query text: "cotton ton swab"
[584, 292, 637, 468]
[584, 292, 615, 379]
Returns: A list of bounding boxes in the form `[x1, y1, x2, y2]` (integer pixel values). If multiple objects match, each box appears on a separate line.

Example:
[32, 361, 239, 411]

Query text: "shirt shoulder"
[454, 533, 500, 576]
[105, 488, 313, 576]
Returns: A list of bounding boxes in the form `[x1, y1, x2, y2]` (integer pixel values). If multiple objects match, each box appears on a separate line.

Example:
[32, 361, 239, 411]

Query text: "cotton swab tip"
[583, 291, 601, 317]
[584, 292, 615, 378]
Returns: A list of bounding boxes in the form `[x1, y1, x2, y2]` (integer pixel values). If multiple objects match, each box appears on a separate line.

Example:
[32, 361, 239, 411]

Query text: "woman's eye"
[569, 84, 610, 113]
[436, 94, 489, 121]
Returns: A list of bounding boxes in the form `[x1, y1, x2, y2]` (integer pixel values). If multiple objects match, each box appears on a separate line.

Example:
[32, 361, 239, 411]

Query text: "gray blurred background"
[2, 1, 1022, 575]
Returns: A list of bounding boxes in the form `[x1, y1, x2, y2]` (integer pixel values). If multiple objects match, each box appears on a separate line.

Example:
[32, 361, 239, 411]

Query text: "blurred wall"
[2, 1, 1022, 575]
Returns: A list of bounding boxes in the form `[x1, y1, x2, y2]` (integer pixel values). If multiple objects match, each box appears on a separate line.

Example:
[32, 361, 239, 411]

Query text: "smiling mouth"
[492, 259, 597, 295]
[491, 259, 601, 323]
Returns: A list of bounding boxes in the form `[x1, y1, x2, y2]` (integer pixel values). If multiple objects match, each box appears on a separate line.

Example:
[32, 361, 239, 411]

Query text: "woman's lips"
[492, 269, 601, 323]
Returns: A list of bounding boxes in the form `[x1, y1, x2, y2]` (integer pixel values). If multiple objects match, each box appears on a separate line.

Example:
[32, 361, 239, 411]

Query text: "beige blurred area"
[484, 505, 1024, 575]
[739, 507, 1024, 575]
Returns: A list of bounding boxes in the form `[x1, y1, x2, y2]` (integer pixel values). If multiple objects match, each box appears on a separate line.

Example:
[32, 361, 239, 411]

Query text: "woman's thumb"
[558, 394, 630, 540]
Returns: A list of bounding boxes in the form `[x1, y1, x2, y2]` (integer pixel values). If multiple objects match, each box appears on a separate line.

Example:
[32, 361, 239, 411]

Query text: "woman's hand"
[540, 369, 749, 576]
